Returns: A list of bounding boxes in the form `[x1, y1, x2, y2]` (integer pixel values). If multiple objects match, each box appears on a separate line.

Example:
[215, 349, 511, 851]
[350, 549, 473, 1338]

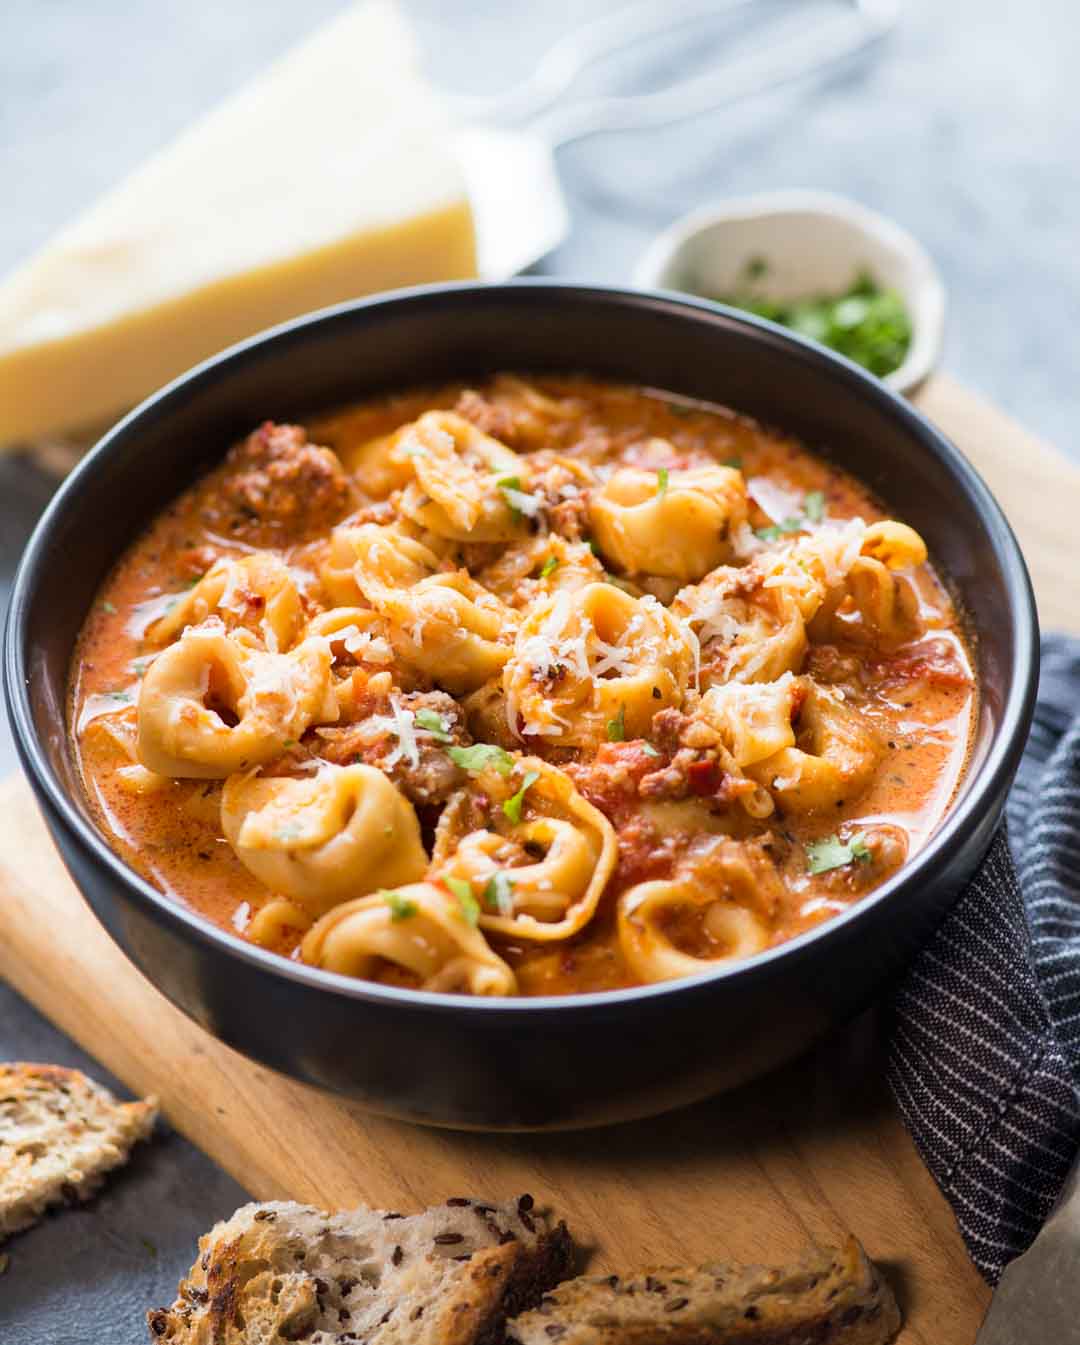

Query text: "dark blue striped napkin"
[888, 635, 1080, 1282]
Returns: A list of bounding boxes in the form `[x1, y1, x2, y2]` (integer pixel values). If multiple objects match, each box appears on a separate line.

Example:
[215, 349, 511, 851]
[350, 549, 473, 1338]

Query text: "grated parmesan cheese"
[666, 605, 701, 691]
[501, 485, 544, 518]
[771, 757, 804, 790]
[590, 637, 638, 678]
[698, 609, 740, 647]
[729, 640, 775, 683]
[731, 522, 765, 560]
[217, 563, 247, 617]
[700, 672, 796, 767]
[259, 618, 280, 654]
[354, 695, 420, 768]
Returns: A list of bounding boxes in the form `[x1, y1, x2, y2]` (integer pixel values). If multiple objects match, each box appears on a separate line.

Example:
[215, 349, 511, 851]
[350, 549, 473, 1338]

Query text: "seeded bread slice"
[506, 1237, 900, 1345]
[147, 1196, 574, 1345]
[0, 1061, 157, 1241]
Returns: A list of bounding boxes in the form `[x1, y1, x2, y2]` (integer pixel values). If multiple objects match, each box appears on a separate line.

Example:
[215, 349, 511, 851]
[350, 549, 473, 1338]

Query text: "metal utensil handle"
[449, 0, 761, 126]
[508, 0, 899, 148]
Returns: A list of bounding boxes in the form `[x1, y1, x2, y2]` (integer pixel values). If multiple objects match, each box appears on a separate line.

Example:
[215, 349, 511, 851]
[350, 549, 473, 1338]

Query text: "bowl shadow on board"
[355, 1008, 890, 1169]
[342, 1011, 898, 1272]
[4, 281, 1037, 1131]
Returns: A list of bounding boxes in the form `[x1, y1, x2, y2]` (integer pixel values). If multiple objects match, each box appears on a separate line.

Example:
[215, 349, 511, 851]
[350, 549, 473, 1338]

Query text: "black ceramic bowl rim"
[4, 280, 1039, 1021]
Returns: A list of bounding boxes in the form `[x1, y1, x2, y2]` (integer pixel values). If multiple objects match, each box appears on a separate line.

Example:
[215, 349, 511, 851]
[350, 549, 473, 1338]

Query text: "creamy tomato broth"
[70, 375, 976, 997]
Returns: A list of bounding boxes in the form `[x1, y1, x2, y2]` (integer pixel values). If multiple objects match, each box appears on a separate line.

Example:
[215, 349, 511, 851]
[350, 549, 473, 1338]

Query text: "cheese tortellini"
[618, 839, 780, 982]
[808, 523, 926, 647]
[147, 554, 305, 652]
[301, 883, 517, 995]
[137, 623, 337, 778]
[700, 675, 882, 814]
[79, 374, 959, 1002]
[676, 517, 930, 686]
[619, 882, 770, 981]
[475, 534, 604, 610]
[319, 522, 443, 609]
[303, 606, 395, 670]
[673, 568, 807, 687]
[322, 523, 516, 692]
[698, 673, 802, 770]
[590, 464, 747, 581]
[381, 573, 517, 694]
[221, 763, 427, 919]
[504, 583, 696, 745]
[397, 411, 531, 543]
[432, 757, 616, 941]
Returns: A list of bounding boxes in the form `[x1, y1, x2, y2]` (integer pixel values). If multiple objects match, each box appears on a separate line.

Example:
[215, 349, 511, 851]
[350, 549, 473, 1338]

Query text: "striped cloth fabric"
[888, 635, 1080, 1283]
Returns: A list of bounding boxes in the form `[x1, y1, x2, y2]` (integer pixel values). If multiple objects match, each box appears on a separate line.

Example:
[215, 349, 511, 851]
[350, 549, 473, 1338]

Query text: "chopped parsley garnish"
[497, 475, 523, 519]
[186, 575, 203, 589]
[502, 770, 540, 824]
[667, 401, 693, 418]
[606, 704, 627, 742]
[755, 517, 804, 542]
[402, 442, 429, 458]
[641, 742, 661, 758]
[447, 743, 515, 776]
[805, 832, 873, 875]
[710, 264, 912, 379]
[282, 738, 296, 748]
[130, 658, 149, 679]
[483, 871, 515, 916]
[757, 490, 826, 540]
[803, 490, 826, 524]
[586, 537, 599, 556]
[101, 600, 117, 614]
[656, 466, 669, 497]
[415, 708, 452, 743]
[444, 877, 480, 925]
[724, 457, 744, 470]
[382, 890, 418, 921]
[105, 690, 131, 703]
[539, 554, 560, 580]
[444, 876, 474, 903]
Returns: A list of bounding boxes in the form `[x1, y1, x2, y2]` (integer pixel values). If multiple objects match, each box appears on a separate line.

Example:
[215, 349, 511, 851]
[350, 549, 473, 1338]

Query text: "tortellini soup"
[70, 377, 976, 997]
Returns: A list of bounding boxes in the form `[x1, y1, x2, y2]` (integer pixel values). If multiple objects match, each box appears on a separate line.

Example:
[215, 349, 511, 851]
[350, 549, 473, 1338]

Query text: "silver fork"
[450, 0, 901, 278]
[450, 0, 900, 141]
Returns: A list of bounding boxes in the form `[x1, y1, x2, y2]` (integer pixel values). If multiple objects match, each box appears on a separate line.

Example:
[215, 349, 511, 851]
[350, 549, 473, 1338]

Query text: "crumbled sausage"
[317, 690, 471, 807]
[216, 422, 354, 543]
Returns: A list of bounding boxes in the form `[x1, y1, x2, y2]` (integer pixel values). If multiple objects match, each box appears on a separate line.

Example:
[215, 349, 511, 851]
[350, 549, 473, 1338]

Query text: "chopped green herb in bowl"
[711, 261, 912, 380]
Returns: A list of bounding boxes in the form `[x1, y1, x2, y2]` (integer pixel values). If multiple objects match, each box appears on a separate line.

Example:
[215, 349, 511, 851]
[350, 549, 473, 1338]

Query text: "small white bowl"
[633, 190, 945, 396]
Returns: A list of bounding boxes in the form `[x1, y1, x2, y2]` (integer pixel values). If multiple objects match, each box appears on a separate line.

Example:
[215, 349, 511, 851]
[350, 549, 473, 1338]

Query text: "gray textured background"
[2, 1, 1078, 1338]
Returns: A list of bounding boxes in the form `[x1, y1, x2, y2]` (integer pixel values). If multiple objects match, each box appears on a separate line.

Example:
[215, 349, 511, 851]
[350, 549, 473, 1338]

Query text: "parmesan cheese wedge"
[0, 0, 476, 446]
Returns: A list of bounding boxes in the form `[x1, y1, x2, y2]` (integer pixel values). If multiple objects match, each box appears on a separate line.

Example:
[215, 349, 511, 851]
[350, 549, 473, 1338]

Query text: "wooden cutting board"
[2, 373, 1078, 1344]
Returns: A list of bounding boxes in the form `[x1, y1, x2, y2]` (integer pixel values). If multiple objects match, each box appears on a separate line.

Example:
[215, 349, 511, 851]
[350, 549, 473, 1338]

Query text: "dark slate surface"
[0, 995, 248, 1341]
[1, 1, 1078, 1339]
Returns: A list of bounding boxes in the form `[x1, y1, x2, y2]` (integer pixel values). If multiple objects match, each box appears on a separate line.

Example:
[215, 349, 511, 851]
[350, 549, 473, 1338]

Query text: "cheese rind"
[0, 1, 476, 445]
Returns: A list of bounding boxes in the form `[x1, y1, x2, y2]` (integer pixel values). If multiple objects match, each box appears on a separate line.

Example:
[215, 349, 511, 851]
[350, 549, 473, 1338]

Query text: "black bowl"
[3, 281, 1038, 1130]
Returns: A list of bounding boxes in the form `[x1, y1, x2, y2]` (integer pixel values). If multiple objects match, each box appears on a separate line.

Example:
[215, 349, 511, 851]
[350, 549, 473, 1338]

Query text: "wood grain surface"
[2, 373, 1078, 1344]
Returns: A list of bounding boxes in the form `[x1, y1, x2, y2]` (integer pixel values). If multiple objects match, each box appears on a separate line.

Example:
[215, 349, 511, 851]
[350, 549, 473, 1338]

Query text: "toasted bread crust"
[147, 1197, 574, 1344]
[0, 1061, 157, 1242]
[506, 1237, 899, 1345]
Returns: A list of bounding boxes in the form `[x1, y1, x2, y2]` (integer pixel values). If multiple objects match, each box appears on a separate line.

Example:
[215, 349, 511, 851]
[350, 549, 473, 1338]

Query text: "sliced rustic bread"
[506, 1237, 900, 1345]
[0, 1061, 157, 1241]
[147, 1196, 574, 1345]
